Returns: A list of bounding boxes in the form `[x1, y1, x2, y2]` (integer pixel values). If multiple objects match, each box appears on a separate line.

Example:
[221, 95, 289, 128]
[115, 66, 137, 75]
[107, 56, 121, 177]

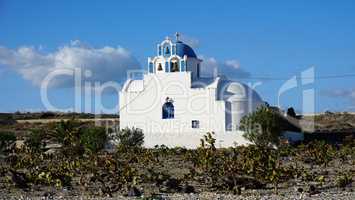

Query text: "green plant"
[300, 169, 315, 182]
[336, 172, 352, 188]
[194, 132, 217, 171]
[297, 141, 335, 167]
[286, 107, 297, 118]
[115, 127, 144, 148]
[80, 127, 107, 153]
[52, 120, 82, 145]
[51, 120, 84, 156]
[337, 144, 355, 162]
[240, 106, 282, 147]
[0, 131, 16, 151]
[237, 145, 296, 193]
[25, 129, 45, 152]
[316, 175, 325, 186]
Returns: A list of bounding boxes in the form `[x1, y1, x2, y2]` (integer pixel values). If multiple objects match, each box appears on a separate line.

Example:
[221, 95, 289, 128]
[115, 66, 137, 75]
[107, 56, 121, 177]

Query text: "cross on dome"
[175, 32, 180, 41]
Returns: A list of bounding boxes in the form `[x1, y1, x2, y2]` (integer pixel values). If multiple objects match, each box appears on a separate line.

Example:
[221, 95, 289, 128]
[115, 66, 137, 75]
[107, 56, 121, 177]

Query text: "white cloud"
[322, 88, 355, 104]
[0, 40, 252, 88]
[0, 40, 140, 88]
[179, 34, 200, 49]
[200, 56, 218, 77]
[224, 59, 240, 69]
[199, 56, 251, 79]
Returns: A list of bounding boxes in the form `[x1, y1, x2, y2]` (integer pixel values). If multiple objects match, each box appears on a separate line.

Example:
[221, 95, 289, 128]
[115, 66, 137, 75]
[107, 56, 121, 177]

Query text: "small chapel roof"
[160, 33, 197, 58]
[175, 41, 197, 58]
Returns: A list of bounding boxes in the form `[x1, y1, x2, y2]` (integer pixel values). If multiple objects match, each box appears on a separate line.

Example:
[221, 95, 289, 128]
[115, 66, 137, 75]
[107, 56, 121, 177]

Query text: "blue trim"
[158, 45, 162, 56]
[165, 62, 169, 72]
[148, 62, 154, 73]
[180, 60, 185, 71]
[172, 45, 176, 55]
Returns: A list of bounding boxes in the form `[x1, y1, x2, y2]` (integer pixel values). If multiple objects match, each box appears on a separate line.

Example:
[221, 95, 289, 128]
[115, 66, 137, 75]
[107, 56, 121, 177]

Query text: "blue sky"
[0, 0, 355, 113]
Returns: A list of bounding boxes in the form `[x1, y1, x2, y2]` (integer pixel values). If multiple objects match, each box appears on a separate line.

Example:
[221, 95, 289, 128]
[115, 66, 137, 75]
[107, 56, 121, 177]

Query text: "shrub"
[336, 172, 352, 188]
[52, 120, 82, 145]
[51, 120, 84, 156]
[25, 129, 45, 152]
[286, 107, 297, 118]
[80, 127, 107, 153]
[195, 132, 217, 170]
[0, 131, 16, 151]
[297, 141, 335, 167]
[0, 115, 16, 125]
[240, 106, 283, 147]
[115, 127, 144, 148]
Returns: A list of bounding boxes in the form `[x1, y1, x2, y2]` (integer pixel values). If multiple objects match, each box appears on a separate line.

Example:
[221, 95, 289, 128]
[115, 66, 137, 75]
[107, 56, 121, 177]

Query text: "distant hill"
[303, 111, 355, 133]
[0, 112, 119, 120]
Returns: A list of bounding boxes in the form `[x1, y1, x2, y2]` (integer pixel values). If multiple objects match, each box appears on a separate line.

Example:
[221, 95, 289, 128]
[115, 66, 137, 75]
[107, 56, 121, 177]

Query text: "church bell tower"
[147, 33, 203, 80]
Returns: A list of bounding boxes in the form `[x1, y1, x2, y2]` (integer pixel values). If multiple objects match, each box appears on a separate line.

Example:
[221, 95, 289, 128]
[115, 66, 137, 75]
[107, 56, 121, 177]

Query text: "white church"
[119, 34, 264, 148]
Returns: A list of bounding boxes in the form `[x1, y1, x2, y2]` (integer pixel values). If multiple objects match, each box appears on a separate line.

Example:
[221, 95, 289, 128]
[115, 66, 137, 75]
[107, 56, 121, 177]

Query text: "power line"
[236, 73, 355, 81]
[119, 72, 355, 113]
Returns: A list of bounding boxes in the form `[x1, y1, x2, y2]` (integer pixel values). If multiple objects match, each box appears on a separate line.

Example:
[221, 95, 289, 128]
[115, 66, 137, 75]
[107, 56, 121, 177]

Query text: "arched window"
[157, 63, 163, 71]
[162, 100, 174, 119]
[165, 46, 170, 55]
[170, 62, 179, 72]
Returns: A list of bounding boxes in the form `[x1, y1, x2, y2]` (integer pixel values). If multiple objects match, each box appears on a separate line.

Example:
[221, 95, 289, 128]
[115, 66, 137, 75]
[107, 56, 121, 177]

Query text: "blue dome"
[175, 41, 197, 58]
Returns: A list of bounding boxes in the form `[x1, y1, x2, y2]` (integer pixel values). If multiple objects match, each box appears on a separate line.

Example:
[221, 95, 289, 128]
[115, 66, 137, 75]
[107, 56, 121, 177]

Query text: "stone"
[297, 187, 304, 193]
[15, 140, 25, 149]
[182, 183, 195, 193]
[127, 186, 142, 197]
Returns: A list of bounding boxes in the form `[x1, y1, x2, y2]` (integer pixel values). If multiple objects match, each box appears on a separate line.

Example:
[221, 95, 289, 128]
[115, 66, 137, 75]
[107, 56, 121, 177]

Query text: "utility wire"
[118, 73, 355, 113]
[236, 73, 355, 80]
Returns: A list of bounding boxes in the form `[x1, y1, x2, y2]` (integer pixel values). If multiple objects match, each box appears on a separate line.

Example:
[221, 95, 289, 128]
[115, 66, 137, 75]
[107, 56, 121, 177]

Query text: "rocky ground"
[1, 190, 354, 200]
[0, 150, 353, 200]
[0, 114, 354, 200]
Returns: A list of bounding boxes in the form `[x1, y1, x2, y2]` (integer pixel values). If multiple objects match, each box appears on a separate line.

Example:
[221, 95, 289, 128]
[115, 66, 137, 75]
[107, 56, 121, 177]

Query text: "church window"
[197, 63, 200, 78]
[162, 98, 174, 119]
[165, 46, 170, 55]
[157, 63, 163, 71]
[170, 62, 179, 72]
[192, 120, 200, 128]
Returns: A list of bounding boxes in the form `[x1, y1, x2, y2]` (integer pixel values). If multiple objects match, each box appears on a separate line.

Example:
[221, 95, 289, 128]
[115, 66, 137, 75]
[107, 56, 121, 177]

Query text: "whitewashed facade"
[119, 36, 264, 148]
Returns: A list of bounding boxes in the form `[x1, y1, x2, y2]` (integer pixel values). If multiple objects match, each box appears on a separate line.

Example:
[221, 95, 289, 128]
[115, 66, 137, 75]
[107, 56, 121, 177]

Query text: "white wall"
[120, 72, 226, 134]
[120, 72, 233, 148]
[120, 72, 260, 148]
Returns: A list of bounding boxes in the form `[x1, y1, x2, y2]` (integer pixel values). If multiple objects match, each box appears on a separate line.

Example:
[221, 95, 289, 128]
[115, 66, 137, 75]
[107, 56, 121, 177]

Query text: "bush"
[286, 107, 297, 118]
[240, 106, 283, 147]
[195, 132, 217, 170]
[52, 120, 82, 146]
[115, 127, 144, 148]
[302, 140, 335, 167]
[0, 131, 16, 151]
[0, 116, 16, 125]
[80, 127, 107, 153]
[52, 120, 84, 156]
[336, 172, 352, 188]
[25, 129, 45, 152]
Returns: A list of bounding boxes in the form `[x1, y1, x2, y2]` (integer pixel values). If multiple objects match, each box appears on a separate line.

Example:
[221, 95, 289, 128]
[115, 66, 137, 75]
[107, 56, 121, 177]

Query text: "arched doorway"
[162, 101, 174, 119]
